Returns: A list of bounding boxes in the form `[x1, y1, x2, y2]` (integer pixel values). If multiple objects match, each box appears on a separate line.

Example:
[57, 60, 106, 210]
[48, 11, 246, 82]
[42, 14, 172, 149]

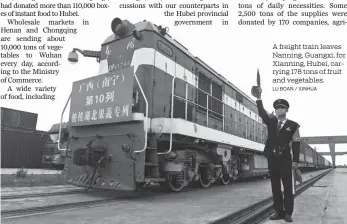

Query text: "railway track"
[1, 169, 330, 222]
[210, 168, 333, 224]
[1, 185, 190, 220]
[1, 190, 146, 220]
[1, 196, 130, 220]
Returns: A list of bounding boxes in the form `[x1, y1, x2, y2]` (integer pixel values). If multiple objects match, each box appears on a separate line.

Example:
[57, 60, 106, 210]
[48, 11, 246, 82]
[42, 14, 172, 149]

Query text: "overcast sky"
[1, 0, 346, 165]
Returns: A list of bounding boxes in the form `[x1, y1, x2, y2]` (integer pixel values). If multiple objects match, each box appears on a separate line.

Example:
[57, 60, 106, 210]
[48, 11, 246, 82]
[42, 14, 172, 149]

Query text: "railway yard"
[2, 168, 344, 224]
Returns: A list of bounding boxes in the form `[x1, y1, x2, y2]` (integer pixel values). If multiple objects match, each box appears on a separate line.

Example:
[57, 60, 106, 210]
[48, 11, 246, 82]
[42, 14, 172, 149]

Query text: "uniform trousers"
[268, 154, 294, 216]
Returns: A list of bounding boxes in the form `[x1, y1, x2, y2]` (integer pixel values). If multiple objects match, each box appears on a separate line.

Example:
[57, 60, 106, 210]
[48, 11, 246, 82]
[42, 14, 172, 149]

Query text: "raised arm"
[291, 125, 300, 163]
[256, 99, 271, 125]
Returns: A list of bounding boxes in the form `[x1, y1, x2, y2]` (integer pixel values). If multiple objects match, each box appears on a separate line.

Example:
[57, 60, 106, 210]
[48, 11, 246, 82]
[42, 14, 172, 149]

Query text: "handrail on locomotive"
[157, 75, 176, 155]
[58, 92, 71, 151]
[132, 70, 149, 154]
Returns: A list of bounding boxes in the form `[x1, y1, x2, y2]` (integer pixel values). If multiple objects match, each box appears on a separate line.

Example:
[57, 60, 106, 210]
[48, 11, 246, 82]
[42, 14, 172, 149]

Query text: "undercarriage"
[159, 147, 240, 192]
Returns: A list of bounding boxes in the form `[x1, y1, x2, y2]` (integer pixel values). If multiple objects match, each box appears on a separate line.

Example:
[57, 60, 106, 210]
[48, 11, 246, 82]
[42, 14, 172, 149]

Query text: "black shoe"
[269, 212, 284, 220]
[284, 214, 293, 222]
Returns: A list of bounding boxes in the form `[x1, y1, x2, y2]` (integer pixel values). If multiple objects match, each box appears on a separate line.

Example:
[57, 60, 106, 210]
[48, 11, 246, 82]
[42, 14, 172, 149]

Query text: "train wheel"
[167, 174, 184, 192]
[198, 167, 212, 188]
[220, 175, 230, 185]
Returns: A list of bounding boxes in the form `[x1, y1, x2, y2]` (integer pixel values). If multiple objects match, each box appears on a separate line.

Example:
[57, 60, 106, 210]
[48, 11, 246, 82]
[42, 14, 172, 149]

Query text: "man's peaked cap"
[273, 99, 289, 109]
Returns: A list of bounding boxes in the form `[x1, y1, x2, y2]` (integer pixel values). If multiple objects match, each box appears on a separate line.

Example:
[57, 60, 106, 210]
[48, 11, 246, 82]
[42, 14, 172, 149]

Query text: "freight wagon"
[314, 149, 319, 167]
[1, 126, 47, 168]
[60, 17, 331, 192]
[324, 158, 330, 167]
[1, 107, 37, 130]
[299, 142, 306, 167]
[298, 140, 332, 171]
[1, 107, 45, 168]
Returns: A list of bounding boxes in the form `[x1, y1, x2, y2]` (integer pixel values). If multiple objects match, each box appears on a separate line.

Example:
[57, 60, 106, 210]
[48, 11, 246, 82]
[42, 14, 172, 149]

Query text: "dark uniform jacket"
[256, 100, 300, 163]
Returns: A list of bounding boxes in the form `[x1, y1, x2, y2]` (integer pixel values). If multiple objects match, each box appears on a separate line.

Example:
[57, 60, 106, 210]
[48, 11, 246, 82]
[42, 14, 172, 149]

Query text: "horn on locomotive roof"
[158, 25, 169, 36]
[132, 30, 142, 40]
[111, 17, 136, 37]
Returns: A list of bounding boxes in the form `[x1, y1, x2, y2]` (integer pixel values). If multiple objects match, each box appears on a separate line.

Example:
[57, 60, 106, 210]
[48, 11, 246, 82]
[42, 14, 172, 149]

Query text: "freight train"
[299, 141, 331, 171]
[60, 18, 331, 192]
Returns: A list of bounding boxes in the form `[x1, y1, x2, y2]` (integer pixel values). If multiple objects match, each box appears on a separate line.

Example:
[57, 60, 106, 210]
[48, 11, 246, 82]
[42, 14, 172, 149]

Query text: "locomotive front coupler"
[86, 142, 110, 168]
[85, 155, 105, 191]
[83, 142, 110, 191]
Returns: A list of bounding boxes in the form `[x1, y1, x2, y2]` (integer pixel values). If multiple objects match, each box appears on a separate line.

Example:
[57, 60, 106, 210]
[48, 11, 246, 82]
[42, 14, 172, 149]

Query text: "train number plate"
[69, 66, 134, 126]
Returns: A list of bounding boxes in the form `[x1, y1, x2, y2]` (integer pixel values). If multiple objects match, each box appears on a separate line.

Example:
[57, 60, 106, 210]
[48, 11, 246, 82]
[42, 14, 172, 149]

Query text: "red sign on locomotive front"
[69, 66, 134, 126]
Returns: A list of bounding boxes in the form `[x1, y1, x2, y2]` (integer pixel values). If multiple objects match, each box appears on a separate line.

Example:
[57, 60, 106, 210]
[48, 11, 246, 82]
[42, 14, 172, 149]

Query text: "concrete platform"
[263, 168, 347, 224]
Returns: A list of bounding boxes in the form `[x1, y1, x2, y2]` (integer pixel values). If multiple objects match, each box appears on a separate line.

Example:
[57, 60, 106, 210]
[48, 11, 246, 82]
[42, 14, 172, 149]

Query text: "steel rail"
[1, 190, 154, 220]
[1, 197, 128, 220]
[1, 189, 101, 200]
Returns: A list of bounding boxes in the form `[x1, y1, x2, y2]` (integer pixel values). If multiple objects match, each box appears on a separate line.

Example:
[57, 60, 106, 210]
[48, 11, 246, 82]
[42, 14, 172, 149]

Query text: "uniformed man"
[253, 87, 300, 223]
